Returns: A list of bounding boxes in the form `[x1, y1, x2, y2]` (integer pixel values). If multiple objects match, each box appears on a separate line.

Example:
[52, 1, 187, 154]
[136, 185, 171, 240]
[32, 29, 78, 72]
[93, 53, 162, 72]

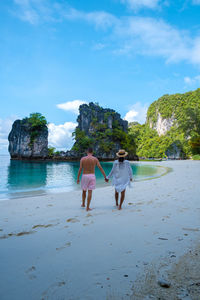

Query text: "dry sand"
[0, 160, 200, 300]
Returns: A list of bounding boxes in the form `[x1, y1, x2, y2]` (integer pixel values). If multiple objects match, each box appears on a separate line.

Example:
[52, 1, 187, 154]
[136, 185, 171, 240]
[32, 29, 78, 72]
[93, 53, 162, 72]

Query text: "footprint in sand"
[32, 224, 56, 229]
[26, 266, 37, 280]
[41, 281, 66, 299]
[0, 230, 35, 239]
[136, 202, 144, 205]
[47, 204, 53, 207]
[0, 229, 3, 232]
[86, 213, 93, 218]
[66, 218, 80, 223]
[56, 242, 71, 251]
[147, 200, 154, 205]
[182, 227, 200, 232]
[128, 202, 133, 205]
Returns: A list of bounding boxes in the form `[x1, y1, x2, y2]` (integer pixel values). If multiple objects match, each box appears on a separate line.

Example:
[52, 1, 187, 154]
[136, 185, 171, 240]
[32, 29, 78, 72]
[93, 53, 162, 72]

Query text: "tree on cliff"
[72, 102, 137, 159]
[23, 113, 47, 146]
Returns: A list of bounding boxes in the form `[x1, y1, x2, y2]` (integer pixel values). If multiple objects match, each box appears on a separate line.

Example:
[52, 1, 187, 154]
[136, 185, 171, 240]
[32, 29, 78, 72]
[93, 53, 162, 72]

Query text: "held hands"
[77, 178, 80, 184]
[105, 177, 109, 183]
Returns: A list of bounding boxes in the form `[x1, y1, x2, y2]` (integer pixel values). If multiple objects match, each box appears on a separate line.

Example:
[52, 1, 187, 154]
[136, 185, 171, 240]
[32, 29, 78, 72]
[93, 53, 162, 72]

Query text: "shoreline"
[0, 162, 170, 202]
[0, 160, 200, 299]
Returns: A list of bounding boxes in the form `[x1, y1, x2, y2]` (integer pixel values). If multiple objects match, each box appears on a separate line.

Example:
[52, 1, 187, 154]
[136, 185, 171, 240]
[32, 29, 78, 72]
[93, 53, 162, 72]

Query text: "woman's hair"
[118, 157, 125, 163]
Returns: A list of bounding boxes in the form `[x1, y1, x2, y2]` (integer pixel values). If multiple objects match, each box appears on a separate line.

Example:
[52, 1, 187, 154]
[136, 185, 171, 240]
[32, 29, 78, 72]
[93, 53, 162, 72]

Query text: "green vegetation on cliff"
[23, 113, 47, 146]
[72, 103, 136, 158]
[147, 88, 200, 124]
[130, 88, 200, 158]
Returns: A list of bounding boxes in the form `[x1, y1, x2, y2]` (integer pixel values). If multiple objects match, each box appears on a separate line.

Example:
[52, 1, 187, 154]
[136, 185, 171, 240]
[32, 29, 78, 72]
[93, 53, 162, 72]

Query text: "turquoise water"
[0, 155, 167, 200]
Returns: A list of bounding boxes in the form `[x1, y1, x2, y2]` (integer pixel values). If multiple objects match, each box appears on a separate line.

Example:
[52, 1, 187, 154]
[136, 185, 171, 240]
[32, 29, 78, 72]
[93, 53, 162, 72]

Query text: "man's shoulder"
[82, 155, 98, 161]
[81, 156, 87, 161]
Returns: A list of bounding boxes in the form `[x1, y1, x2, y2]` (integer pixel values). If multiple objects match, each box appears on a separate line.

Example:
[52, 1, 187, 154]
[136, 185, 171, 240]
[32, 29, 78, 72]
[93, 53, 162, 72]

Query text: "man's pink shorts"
[81, 174, 96, 191]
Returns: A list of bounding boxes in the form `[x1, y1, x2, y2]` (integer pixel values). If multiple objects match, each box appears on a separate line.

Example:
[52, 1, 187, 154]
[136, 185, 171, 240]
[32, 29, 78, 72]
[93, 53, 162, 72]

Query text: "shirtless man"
[77, 147, 108, 211]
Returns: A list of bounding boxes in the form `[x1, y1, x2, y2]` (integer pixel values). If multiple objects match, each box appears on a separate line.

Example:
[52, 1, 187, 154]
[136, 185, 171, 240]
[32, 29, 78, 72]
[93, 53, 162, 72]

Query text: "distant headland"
[8, 88, 200, 161]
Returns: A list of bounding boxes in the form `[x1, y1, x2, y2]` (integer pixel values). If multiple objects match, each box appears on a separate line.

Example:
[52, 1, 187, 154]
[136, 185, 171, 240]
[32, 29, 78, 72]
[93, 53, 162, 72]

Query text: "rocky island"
[70, 102, 136, 160]
[8, 113, 48, 159]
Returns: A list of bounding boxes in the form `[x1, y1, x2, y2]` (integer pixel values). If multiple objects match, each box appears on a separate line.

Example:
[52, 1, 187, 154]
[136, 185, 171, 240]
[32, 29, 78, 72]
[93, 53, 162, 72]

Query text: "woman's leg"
[118, 190, 126, 210]
[115, 190, 119, 206]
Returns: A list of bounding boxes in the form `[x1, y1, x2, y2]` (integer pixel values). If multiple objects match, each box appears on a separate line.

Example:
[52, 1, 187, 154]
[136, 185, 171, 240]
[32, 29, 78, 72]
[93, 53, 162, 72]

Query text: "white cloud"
[48, 122, 77, 150]
[57, 100, 87, 114]
[121, 0, 160, 10]
[13, 1, 117, 28]
[13, 0, 40, 24]
[12, 1, 200, 65]
[0, 116, 18, 153]
[124, 102, 148, 124]
[115, 17, 193, 63]
[124, 109, 138, 122]
[184, 75, 200, 85]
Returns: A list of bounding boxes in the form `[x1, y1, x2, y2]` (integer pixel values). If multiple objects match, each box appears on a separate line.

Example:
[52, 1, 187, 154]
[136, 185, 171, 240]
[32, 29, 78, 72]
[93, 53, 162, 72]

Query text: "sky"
[0, 0, 200, 154]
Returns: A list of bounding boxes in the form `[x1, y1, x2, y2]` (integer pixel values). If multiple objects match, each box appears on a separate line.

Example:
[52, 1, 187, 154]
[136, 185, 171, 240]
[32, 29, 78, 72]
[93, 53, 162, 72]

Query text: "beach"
[0, 160, 200, 300]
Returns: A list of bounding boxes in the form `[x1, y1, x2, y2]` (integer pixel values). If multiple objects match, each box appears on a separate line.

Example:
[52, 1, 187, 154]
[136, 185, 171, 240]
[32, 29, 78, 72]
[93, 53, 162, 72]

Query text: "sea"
[0, 155, 167, 200]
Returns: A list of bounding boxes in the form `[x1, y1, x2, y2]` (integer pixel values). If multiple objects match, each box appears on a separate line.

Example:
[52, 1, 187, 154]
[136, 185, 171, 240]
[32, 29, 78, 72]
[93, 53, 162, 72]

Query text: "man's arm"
[96, 159, 108, 182]
[77, 159, 83, 184]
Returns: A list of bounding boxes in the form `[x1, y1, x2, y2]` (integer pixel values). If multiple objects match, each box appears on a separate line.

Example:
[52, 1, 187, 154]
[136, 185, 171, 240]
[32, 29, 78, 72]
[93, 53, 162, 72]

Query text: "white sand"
[0, 160, 200, 300]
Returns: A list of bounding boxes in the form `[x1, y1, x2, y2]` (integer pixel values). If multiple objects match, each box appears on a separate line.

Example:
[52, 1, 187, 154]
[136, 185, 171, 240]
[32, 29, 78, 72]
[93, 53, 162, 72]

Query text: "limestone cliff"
[148, 112, 175, 136]
[77, 102, 128, 134]
[146, 89, 200, 138]
[72, 102, 136, 159]
[8, 119, 48, 159]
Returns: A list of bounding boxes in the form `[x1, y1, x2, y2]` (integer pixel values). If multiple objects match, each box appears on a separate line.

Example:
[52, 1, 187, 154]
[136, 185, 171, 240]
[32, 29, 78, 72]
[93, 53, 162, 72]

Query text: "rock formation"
[165, 142, 184, 159]
[8, 119, 48, 159]
[148, 112, 175, 136]
[77, 102, 128, 134]
[71, 102, 136, 159]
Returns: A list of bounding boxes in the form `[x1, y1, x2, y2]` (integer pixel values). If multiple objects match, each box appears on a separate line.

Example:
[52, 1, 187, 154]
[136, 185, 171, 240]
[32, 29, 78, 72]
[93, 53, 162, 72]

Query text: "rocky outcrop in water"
[71, 102, 137, 159]
[8, 119, 48, 159]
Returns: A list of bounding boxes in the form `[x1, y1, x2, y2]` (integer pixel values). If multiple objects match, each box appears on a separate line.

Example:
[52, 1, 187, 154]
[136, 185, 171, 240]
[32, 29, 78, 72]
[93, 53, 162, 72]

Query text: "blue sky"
[1, 0, 200, 153]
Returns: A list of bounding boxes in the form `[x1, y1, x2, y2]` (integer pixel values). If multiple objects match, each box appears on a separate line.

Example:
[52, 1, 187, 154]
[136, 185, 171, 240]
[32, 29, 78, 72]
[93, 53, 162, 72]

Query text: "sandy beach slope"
[0, 160, 200, 300]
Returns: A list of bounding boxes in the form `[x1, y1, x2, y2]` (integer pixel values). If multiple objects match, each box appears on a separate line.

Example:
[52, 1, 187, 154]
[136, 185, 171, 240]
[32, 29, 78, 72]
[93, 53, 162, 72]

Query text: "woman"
[106, 149, 133, 210]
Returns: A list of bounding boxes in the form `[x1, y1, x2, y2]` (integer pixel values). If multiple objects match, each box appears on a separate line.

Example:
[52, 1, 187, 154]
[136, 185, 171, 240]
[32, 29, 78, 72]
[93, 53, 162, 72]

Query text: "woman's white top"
[107, 160, 133, 192]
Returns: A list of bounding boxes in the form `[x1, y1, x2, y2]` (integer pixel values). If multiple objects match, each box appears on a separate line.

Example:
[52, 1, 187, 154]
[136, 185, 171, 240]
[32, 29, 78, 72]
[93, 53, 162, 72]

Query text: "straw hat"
[116, 149, 128, 157]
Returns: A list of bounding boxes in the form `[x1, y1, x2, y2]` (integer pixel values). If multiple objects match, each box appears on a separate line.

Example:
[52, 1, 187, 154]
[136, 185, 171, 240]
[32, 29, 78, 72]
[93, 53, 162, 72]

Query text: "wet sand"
[0, 160, 199, 300]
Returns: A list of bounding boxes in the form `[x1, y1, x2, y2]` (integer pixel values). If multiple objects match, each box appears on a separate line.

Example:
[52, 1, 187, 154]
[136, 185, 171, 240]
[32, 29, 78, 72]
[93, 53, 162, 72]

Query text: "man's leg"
[81, 190, 86, 207]
[118, 190, 125, 210]
[86, 190, 92, 211]
[115, 190, 119, 206]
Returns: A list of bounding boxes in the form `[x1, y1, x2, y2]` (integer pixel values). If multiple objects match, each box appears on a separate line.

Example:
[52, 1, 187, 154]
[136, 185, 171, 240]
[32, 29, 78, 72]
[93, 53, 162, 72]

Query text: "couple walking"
[77, 148, 133, 211]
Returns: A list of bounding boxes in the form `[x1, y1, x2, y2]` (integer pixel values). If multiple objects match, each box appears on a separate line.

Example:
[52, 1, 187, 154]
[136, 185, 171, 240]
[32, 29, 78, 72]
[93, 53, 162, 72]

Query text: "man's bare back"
[81, 155, 101, 174]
